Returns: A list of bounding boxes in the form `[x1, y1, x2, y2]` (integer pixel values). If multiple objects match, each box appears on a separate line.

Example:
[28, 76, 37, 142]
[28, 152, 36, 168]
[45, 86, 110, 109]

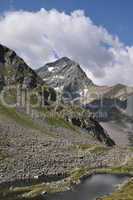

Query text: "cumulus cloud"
[0, 9, 133, 85]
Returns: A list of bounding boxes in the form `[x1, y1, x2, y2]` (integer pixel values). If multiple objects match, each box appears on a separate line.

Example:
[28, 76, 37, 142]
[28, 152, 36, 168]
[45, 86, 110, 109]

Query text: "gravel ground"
[0, 115, 132, 185]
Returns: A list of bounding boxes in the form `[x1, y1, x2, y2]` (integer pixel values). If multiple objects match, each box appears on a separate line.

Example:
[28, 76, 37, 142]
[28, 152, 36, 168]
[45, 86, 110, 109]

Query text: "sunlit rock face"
[126, 94, 133, 117]
[37, 57, 94, 100]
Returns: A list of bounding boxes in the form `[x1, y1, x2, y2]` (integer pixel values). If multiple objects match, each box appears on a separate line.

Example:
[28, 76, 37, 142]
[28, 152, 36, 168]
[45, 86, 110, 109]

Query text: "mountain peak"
[44, 57, 75, 68]
[37, 57, 94, 99]
[58, 57, 72, 62]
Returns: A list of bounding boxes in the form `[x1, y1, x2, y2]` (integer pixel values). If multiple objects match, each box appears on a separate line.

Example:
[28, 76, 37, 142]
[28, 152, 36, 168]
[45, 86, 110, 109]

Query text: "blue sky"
[0, 0, 132, 46]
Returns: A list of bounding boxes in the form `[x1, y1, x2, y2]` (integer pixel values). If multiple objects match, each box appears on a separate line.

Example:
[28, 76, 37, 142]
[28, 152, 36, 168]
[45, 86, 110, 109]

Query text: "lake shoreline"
[1, 166, 133, 200]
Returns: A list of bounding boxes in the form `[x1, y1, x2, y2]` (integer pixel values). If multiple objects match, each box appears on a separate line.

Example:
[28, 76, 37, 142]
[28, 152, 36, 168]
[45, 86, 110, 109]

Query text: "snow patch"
[48, 67, 54, 72]
[43, 78, 49, 81]
[54, 86, 63, 92]
[53, 75, 64, 79]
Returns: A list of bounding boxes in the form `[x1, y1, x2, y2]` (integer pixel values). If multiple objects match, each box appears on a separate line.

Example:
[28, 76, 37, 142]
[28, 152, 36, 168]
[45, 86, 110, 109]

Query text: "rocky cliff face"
[0, 44, 43, 89]
[0, 44, 57, 104]
[56, 105, 115, 146]
[37, 57, 94, 99]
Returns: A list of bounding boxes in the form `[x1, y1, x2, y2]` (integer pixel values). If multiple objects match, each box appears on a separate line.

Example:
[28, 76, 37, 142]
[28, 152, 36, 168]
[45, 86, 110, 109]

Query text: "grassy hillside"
[0, 103, 40, 130]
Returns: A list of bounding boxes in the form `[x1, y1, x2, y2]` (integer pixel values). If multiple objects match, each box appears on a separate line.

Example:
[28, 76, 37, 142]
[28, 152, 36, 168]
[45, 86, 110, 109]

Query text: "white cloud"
[0, 9, 133, 86]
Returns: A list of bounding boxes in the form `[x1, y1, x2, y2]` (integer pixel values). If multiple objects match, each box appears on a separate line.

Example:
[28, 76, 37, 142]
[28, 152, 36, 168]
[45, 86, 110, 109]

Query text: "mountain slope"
[0, 44, 58, 106]
[37, 57, 94, 99]
[0, 44, 43, 89]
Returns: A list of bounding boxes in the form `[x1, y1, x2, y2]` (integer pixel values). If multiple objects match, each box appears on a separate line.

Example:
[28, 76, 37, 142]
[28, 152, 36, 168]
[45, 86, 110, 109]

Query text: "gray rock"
[37, 57, 94, 100]
[0, 44, 43, 89]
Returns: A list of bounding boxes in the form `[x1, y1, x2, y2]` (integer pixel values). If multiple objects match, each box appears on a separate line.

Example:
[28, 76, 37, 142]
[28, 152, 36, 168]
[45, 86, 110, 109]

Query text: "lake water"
[45, 174, 129, 200]
[0, 174, 129, 200]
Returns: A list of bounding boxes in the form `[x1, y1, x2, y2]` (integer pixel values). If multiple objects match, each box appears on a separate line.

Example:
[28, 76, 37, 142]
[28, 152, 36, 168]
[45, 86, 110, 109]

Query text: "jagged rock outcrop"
[57, 106, 115, 146]
[89, 117, 115, 146]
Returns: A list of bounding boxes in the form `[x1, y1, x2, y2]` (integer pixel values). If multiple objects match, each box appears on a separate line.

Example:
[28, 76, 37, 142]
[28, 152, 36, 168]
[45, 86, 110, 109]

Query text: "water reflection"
[45, 174, 129, 200]
[0, 174, 129, 200]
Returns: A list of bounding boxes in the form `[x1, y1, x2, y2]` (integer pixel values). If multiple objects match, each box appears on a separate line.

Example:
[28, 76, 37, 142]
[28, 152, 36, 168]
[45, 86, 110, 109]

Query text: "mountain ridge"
[0, 43, 43, 89]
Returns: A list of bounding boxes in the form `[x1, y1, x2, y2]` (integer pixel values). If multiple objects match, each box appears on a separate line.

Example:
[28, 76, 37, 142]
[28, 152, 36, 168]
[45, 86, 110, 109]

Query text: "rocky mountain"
[36, 57, 133, 122]
[0, 44, 43, 90]
[0, 44, 132, 200]
[0, 44, 115, 144]
[0, 44, 57, 105]
[37, 57, 94, 99]
[37, 57, 133, 104]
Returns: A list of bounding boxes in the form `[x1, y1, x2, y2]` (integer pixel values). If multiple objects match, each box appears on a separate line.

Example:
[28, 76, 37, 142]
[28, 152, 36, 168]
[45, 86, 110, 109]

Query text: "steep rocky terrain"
[37, 57, 94, 99]
[0, 44, 43, 89]
[0, 44, 57, 106]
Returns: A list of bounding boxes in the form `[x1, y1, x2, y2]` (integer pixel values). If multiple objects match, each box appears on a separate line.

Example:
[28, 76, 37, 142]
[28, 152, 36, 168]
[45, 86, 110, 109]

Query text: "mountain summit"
[37, 57, 94, 98]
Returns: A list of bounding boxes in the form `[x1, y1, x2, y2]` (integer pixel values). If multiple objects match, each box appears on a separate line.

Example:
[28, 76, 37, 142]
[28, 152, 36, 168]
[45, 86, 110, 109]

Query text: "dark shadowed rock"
[0, 44, 43, 89]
